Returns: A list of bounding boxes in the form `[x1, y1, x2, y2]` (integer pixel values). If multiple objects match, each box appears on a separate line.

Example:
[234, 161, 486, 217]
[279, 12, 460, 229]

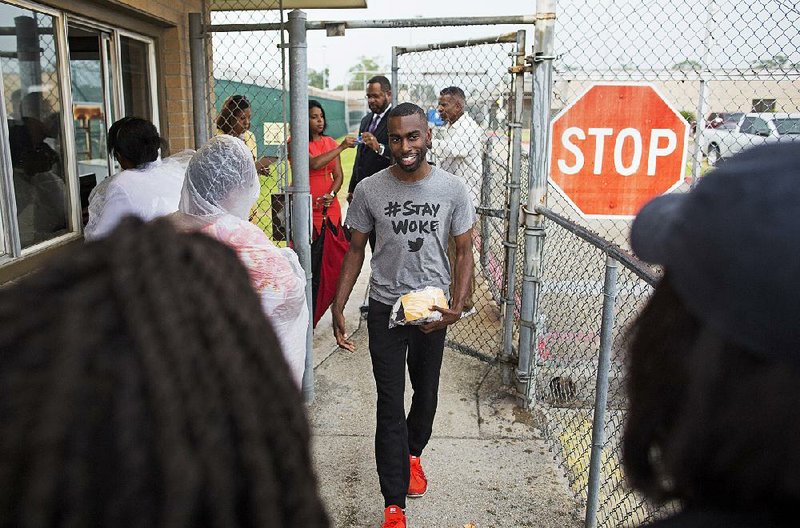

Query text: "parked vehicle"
[700, 112, 800, 165]
[705, 111, 744, 130]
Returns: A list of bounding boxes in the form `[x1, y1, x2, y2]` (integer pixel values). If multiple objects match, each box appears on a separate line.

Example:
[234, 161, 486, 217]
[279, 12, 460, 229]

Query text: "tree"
[398, 83, 438, 108]
[346, 56, 384, 90]
[309, 68, 329, 89]
[672, 59, 702, 71]
[752, 54, 789, 70]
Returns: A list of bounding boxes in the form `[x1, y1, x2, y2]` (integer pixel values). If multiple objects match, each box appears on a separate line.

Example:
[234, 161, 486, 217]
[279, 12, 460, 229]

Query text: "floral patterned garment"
[201, 214, 308, 387]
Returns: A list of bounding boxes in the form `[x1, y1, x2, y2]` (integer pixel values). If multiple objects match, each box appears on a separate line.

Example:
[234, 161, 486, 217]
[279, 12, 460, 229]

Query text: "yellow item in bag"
[399, 287, 448, 322]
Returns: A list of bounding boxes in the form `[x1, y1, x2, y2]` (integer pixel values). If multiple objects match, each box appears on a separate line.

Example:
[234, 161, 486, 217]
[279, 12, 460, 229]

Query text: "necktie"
[368, 114, 379, 133]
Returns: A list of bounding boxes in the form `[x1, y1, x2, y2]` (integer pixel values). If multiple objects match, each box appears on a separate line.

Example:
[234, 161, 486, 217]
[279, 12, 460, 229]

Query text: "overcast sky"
[211, 1, 536, 88]
[303, 0, 536, 87]
[211, 0, 800, 90]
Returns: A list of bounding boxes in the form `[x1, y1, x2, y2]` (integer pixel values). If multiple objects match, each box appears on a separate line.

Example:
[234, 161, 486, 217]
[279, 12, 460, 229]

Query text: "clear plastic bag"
[388, 286, 449, 328]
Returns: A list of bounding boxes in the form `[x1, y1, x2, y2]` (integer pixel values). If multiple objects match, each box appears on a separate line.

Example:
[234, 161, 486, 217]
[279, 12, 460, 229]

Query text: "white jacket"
[431, 113, 485, 207]
[85, 151, 193, 241]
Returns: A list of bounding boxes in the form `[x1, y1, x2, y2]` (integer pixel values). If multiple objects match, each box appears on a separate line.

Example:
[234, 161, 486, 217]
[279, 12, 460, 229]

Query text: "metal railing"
[519, 1, 799, 525]
[531, 205, 660, 527]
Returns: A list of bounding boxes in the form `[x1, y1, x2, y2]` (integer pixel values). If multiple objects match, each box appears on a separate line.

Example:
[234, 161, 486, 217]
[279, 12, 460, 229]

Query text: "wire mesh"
[547, 0, 800, 249]
[206, 3, 293, 242]
[526, 4, 799, 526]
[532, 210, 659, 527]
[396, 39, 517, 358]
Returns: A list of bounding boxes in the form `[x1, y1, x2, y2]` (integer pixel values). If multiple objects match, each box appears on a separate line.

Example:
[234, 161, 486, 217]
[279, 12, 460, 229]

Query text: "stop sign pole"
[549, 83, 689, 217]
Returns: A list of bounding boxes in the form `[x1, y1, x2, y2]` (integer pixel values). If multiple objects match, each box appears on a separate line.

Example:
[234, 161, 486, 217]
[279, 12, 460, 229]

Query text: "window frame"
[0, 0, 160, 264]
[0, 0, 81, 260]
[114, 29, 160, 128]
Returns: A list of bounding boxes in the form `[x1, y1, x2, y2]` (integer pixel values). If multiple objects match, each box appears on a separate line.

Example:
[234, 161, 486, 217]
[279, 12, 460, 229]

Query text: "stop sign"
[549, 83, 689, 217]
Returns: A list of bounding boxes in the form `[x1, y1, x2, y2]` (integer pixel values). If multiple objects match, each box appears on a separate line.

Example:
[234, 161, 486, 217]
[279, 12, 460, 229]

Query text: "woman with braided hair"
[0, 218, 329, 528]
[169, 134, 308, 386]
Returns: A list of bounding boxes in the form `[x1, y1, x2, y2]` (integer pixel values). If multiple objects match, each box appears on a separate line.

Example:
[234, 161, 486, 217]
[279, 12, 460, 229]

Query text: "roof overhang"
[210, 0, 366, 10]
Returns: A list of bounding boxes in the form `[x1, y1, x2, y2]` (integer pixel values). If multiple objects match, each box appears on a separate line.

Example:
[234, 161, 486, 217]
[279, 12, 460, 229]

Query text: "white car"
[700, 112, 800, 165]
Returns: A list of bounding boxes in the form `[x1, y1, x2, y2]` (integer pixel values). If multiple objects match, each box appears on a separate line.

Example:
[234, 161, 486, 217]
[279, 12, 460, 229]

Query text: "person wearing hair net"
[85, 117, 193, 241]
[168, 135, 308, 386]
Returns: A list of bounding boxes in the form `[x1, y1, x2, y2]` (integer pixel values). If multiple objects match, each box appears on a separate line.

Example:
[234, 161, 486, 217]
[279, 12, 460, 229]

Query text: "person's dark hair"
[216, 95, 251, 135]
[367, 75, 391, 93]
[107, 117, 161, 167]
[622, 274, 800, 515]
[0, 218, 329, 528]
[387, 102, 426, 123]
[308, 99, 327, 139]
[439, 86, 466, 102]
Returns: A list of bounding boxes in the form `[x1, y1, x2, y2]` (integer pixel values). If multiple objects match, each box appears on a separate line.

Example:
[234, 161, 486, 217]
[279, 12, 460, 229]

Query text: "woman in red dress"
[308, 99, 356, 235]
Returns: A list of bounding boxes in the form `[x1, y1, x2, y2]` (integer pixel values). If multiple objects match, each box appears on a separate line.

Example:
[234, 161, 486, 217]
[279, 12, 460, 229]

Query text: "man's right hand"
[333, 309, 355, 352]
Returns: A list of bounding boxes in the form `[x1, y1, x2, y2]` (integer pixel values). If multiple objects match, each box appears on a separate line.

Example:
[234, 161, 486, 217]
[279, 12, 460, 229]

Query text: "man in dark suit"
[348, 75, 393, 250]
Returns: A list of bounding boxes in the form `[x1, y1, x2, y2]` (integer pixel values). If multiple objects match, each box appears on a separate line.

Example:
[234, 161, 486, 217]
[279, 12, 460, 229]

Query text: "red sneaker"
[382, 505, 406, 528]
[407, 455, 428, 498]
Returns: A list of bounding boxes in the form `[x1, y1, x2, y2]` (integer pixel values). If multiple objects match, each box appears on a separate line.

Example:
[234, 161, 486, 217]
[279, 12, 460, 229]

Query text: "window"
[0, 1, 159, 262]
[739, 117, 756, 134]
[751, 118, 771, 136]
[68, 24, 158, 209]
[774, 118, 800, 136]
[0, 3, 71, 252]
[752, 99, 776, 113]
[119, 35, 155, 121]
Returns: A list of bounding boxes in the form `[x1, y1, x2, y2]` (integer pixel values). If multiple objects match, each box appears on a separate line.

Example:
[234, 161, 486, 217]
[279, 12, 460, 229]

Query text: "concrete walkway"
[309, 273, 580, 527]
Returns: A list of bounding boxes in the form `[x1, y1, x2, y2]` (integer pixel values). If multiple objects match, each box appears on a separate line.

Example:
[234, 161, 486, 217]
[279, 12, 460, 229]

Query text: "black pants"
[367, 298, 446, 508]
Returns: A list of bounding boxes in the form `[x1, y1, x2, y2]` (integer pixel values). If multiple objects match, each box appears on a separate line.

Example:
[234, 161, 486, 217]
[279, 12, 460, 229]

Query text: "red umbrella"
[311, 207, 350, 327]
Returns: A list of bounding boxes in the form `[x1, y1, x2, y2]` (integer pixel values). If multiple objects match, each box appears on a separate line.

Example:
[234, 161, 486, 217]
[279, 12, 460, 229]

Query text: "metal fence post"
[189, 12, 210, 149]
[480, 138, 492, 270]
[391, 46, 399, 107]
[501, 29, 527, 385]
[518, 0, 555, 406]
[585, 255, 619, 528]
[288, 9, 314, 403]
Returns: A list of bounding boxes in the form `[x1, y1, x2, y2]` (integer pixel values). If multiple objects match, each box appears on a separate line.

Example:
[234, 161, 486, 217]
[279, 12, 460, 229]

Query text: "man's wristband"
[377, 144, 385, 156]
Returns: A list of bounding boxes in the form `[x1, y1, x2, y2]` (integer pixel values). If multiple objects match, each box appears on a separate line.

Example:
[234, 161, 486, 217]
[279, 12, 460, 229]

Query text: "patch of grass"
[251, 136, 356, 245]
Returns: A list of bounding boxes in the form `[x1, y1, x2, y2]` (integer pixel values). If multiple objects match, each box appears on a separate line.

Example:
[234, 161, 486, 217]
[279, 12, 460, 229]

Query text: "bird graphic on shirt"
[407, 237, 424, 252]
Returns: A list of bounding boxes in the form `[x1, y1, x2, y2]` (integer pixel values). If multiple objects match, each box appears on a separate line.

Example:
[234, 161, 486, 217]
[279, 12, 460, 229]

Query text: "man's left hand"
[361, 132, 381, 153]
[420, 305, 461, 334]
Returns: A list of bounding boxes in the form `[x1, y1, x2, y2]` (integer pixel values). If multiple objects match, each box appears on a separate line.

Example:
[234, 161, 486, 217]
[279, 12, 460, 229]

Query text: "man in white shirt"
[432, 86, 484, 207]
[432, 86, 484, 312]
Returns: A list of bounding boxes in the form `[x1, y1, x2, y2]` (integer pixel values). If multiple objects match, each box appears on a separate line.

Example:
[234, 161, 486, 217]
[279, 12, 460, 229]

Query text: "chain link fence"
[532, 208, 659, 527]
[529, 1, 799, 526]
[206, 2, 294, 242]
[396, 35, 520, 359]
[545, 0, 800, 248]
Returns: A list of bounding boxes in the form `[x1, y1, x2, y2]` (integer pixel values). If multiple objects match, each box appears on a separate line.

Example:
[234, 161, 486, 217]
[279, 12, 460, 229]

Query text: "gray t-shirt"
[346, 165, 477, 306]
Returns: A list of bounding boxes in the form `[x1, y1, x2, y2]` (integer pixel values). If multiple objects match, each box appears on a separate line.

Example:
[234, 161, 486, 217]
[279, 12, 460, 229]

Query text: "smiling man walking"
[332, 103, 475, 528]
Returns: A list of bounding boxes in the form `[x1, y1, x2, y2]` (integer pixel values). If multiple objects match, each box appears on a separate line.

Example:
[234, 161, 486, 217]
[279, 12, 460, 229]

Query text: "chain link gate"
[394, 34, 524, 360]
[523, 1, 800, 527]
[205, 2, 293, 244]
